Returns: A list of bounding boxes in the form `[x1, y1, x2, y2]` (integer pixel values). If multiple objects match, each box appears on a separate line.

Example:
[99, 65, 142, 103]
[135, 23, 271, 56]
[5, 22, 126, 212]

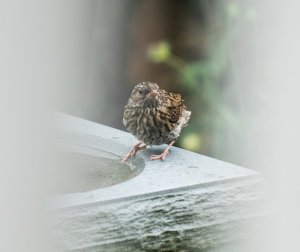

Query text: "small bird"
[122, 81, 191, 161]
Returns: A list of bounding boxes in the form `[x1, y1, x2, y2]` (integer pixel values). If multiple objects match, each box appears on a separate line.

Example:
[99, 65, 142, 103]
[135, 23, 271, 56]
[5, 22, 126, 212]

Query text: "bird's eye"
[138, 90, 143, 95]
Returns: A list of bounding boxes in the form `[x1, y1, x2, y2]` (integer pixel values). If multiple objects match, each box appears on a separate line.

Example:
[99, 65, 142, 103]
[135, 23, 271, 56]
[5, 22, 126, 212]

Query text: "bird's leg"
[150, 140, 176, 161]
[122, 141, 147, 162]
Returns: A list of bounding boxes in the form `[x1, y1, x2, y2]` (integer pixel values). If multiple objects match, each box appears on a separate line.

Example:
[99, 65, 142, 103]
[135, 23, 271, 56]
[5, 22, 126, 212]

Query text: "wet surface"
[53, 144, 143, 194]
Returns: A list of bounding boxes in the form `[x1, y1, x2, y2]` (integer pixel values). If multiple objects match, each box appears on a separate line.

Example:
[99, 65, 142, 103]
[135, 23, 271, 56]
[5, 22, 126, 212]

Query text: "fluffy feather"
[122, 81, 191, 161]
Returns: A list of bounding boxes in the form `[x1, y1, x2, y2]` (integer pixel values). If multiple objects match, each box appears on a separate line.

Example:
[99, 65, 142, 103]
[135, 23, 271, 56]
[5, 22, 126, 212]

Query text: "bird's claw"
[121, 142, 146, 162]
[150, 151, 169, 161]
[121, 151, 135, 162]
[121, 155, 130, 162]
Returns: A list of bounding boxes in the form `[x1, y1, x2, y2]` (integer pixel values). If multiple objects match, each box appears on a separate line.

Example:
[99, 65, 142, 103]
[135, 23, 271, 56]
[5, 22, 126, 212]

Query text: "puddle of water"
[52, 144, 143, 194]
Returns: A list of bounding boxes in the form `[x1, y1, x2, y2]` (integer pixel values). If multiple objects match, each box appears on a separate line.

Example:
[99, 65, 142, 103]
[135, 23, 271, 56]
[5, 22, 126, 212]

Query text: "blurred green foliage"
[146, 2, 258, 164]
[147, 41, 171, 63]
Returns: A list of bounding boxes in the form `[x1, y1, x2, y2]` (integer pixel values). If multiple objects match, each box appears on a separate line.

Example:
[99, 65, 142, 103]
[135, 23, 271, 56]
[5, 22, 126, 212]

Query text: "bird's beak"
[147, 90, 159, 98]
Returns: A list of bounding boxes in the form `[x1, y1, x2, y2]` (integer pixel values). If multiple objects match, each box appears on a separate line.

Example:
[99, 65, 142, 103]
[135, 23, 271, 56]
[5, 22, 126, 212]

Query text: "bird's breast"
[124, 106, 172, 145]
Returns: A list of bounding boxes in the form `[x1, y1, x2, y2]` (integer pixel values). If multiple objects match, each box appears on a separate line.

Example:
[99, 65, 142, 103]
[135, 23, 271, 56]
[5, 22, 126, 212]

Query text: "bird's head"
[128, 82, 160, 107]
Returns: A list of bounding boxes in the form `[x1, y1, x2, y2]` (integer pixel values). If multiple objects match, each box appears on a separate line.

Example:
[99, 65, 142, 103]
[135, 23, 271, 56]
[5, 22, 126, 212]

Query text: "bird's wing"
[157, 90, 186, 130]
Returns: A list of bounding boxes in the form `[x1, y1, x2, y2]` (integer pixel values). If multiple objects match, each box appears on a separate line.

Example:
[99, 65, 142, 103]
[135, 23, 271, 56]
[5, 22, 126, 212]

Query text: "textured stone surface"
[51, 113, 266, 251]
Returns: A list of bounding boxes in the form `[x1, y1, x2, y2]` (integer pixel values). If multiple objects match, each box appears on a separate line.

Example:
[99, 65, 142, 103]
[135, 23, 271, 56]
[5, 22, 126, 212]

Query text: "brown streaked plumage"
[122, 81, 191, 161]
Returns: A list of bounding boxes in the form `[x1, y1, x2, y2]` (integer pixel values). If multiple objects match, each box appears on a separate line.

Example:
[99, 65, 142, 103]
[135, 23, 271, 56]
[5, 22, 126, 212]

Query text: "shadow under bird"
[122, 81, 191, 161]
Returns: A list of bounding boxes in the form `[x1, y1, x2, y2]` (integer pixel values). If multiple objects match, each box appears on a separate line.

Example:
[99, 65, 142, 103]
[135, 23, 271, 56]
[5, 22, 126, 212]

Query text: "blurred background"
[57, 0, 263, 168]
[1, 0, 299, 251]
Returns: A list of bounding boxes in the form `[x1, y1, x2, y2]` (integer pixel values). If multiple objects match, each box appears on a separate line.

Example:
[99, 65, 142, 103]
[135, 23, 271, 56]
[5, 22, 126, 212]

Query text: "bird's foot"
[122, 142, 146, 162]
[150, 150, 169, 161]
[150, 140, 176, 161]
